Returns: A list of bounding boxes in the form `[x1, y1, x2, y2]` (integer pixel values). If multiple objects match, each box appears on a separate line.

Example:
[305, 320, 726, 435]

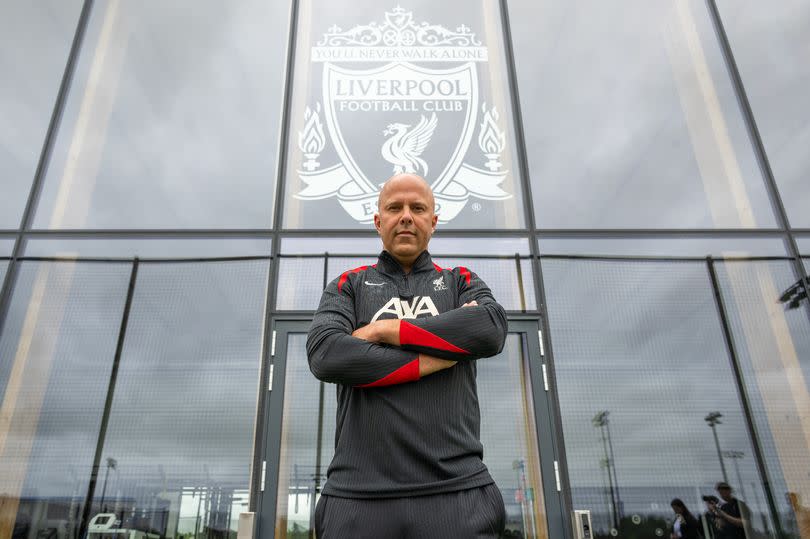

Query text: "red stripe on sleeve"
[357, 357, 420, 388]
[400, 320, 469, 354]
[458, 266, 471, 286]
[337, 265, 369, 293]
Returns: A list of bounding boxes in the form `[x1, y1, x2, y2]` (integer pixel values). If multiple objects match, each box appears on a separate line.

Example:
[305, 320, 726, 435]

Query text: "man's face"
[374, 175, 438, 267]
[717, 488, 732, 502]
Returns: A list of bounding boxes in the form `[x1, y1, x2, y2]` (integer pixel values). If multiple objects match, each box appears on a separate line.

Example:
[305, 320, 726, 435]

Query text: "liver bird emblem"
[381, 113, 438, 176]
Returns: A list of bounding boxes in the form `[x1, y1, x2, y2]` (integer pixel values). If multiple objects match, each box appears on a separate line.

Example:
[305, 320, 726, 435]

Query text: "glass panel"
[0, 238, 15, 256]
[0, 260, 131, 539]
[281, 236, 381, 255]
[542, 258, 777, 538]
[273, 332, 549, 537]
[715, 260, 810, 538]
[478, 334, 549, 538]
[33, 1, 290, 229]
[281, 235, 530, 255]
[275, 257, 327, 310]
[25, 237, 272, 259]
[509, 0, 776, 229]
[283, 1, 526, 229]
[538, 236, 788, 257]
[89, 260, 268, 538]
[0, 1, 82, 228]
[433, 256, 536, 311]
[716, 1, 810, 228]
[273, 334, 334, 536]
[798, 237, 810, 257]
[0, 262, 7, 285]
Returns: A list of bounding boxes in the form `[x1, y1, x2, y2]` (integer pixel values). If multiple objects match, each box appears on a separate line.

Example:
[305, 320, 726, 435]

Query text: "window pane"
[715, 260, 810, 538]
[538, 236, 788, 257]
[25, 237, 272, 259]
[798, 236, 810, 257]
[433, 256, 536, 311]
[283, 1, 526, 229]
[91, 260, 268, 537]
[273, 332, 549, 537]
[478, 334, 549, 537]
[509, 0, 776, 229]
[717, 1, 810, 228]
[0, 238, 15, 256]
[33, 1, 290, 229]
[280, 236, 530, 255]
[542, 258, 778, 537]
[0, 1, 82, 228]
[0, 261, 131, 539]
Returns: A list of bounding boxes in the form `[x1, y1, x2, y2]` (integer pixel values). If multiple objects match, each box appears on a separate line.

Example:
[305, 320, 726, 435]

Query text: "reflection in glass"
[33, 1, 290, 229]
[280, 236, 531, 256]
[274, 333, 548, 538]
[91, 260, 268, 538]
[0, 261, 131, 539]
[0, 238, 16, 256]
[542, 258, 777, 538]
[433, 256, 536, 311]
[0, 1, 82, 228]
[716, 1, 810, 228]
[537, 236, 788, 258]
[283, 0, 526, 229]
[274, 334, 335, 537]
[716, 260, 810, 538]
[478, 334, 549, 538]
[509, 0, 775, 229]
[24, 237, 273, 259]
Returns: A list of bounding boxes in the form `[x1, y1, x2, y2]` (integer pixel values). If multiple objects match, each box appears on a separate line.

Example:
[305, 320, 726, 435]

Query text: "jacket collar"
[377, 250, 435, 276]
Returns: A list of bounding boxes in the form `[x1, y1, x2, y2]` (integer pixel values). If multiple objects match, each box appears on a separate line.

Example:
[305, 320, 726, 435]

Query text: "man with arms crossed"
[307, 174, 508, 538]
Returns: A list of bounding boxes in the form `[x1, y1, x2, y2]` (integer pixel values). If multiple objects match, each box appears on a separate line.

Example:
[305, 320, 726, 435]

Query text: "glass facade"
[1, 2, 808, 539]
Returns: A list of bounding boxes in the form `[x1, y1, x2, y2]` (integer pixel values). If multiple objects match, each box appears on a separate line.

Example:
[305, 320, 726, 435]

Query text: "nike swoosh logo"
[364, 281, 385, 286]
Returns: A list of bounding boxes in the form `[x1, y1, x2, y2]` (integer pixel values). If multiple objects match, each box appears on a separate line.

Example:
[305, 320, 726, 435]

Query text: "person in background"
[711, 482, 750, 539]
[670, 498, 703, 539]
[701, 495, 720, 539]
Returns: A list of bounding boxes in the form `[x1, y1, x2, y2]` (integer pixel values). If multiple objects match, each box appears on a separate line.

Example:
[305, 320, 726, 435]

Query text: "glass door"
[256, 319, 565, 538]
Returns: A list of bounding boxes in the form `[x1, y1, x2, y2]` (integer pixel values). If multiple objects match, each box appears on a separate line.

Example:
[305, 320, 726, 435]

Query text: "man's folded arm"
[307, 278, 424, 388]
[399, 268, 507, 361]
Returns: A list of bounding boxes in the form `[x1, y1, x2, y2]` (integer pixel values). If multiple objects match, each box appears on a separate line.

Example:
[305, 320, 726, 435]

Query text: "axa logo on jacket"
[370, 296, 439, 322]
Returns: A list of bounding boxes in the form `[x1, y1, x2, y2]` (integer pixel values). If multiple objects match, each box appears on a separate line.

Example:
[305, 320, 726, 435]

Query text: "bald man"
[307, 174, 507, 538]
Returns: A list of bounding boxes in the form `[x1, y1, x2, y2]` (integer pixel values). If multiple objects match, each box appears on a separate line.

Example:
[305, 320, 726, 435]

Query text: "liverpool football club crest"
[295, 6, 512, 223]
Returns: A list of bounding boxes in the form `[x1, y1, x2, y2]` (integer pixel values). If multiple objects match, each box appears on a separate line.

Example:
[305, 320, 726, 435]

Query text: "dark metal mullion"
[19, 255, 272, 264]
[248, 256, 277, 512]
[78, 257, 139, 539]
[16, 227, 791, 236]
[540, 254, 792, 263]
[0, 0, 94, 352]
[705, 0, 810, 321]
[533, 228, 784, 236]
[252, 0, 300, 524]
[498, 0, 574, 536]
[705, 256, 784, 537]
[277, 253, 532, 260]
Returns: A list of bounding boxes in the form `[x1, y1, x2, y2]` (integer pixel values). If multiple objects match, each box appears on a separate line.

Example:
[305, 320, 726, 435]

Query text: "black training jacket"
[307, 250, 507, 498]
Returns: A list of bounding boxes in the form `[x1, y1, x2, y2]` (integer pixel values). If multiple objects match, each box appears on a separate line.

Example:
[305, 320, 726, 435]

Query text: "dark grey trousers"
[314, 483, 506, 538]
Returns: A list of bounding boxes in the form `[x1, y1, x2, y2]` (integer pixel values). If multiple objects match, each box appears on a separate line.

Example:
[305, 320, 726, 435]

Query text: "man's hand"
[352, 319, 400, 345]
[418, 353, 456, 376]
